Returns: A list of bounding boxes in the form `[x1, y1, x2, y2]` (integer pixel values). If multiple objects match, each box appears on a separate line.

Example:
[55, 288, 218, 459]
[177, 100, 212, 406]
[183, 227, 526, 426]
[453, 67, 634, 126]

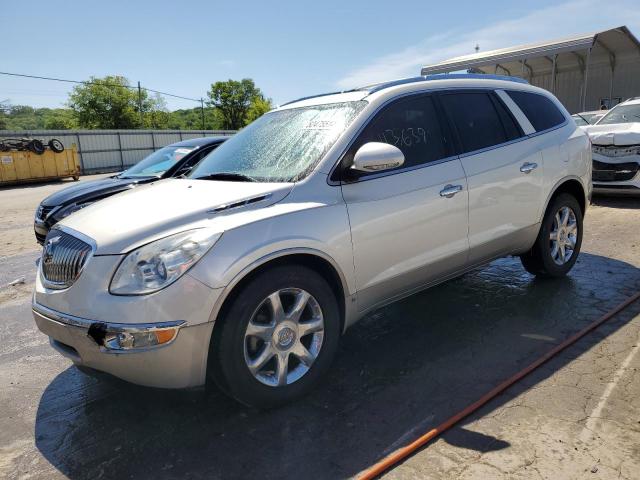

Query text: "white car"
[32, 75, 591, 407]
[572, 110, 605, 127]
[584, 97, 640, 195]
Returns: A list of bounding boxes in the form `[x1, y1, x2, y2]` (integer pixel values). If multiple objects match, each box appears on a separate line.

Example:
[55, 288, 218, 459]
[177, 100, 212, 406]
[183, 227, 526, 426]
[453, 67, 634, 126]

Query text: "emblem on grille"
[43, 235, 61, 265]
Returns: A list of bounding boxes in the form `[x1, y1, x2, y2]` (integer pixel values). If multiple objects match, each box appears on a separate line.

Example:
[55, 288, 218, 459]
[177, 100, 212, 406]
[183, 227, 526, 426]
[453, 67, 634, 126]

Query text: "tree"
[247, 95, 273, 123]
[68, 76, 139, 129]
[67, 75, 167, 129]
[206, 79, 268, 129]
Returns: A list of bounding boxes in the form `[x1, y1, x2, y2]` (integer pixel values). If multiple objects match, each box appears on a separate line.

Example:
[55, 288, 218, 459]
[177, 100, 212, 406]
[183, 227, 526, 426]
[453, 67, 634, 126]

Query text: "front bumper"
[591, 151, 640, 195]
[33, 302, 214, 388]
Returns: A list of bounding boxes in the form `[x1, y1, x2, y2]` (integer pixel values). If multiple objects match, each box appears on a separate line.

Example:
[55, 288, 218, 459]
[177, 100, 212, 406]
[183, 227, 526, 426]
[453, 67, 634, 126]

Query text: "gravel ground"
[0, 179, 638, 480]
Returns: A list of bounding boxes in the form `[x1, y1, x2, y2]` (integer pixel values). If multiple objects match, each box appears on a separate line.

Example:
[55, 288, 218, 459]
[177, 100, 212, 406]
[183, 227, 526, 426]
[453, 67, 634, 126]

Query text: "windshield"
[190, 101, 367, 182]
[120, 145, 196, 178]
[596, 104, 640, 125]
[572, 115, 589, 126]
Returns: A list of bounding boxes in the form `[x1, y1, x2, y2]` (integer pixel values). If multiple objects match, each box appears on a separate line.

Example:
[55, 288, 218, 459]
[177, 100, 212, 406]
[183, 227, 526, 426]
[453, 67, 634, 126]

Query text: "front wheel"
[208, 265, 341, 408]
[520, 193, 583, 277]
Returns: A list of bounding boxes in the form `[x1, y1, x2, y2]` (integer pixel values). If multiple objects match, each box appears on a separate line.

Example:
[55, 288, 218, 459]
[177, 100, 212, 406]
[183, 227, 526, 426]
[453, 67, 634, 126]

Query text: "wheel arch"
[208, 248, 351, 335]
[542, 176, 587, 219]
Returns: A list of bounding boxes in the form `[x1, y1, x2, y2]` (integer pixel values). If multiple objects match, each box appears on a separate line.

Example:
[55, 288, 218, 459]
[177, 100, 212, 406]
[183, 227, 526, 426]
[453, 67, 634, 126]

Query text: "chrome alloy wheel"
[549, 206, 578, 265]
[243, 288, 324, 387]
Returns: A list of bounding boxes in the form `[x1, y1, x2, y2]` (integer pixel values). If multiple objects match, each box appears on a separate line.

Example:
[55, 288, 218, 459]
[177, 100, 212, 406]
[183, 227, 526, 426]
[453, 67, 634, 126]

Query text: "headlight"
[56, 202, 93, 220]
[110, 228, 221, 295]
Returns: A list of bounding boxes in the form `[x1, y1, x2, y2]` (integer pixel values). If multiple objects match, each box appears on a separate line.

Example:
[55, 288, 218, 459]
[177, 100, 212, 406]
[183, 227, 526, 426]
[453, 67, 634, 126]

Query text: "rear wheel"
[208, 265, 341, 408]
[520, 193, 583, 277]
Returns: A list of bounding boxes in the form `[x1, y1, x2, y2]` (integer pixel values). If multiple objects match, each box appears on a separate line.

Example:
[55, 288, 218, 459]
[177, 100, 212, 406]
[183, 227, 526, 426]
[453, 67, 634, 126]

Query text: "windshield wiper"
[195, 172, 256, 182]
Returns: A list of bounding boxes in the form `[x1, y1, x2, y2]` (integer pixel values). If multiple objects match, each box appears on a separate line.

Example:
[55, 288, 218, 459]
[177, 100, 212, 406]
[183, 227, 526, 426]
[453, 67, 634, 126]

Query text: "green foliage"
[167, 107, 225, 130]
[206, 79, 271, 129]
[1, 76, 270, 131]
[0, 105, 78, 130]
[68, 76, 139, 128]
[247, 95, 273, 124]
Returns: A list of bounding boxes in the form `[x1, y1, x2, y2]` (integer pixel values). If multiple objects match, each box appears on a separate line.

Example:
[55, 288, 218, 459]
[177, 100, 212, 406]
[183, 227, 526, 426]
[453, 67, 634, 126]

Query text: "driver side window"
[342, 94, 450, 179]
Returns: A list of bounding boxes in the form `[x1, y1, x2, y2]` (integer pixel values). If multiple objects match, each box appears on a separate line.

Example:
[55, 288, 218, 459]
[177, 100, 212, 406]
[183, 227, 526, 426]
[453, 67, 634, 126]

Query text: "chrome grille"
[41, 230, 93, 289]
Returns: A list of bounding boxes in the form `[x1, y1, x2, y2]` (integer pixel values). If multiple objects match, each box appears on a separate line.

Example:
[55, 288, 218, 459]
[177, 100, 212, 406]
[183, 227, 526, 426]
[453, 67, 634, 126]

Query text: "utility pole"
[137, 81, 144, 128]
[200, 98, 205, 130]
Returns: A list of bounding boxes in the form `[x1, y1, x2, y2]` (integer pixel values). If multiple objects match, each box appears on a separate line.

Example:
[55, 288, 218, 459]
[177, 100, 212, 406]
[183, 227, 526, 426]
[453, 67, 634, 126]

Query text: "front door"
[339, 93, 469, 312]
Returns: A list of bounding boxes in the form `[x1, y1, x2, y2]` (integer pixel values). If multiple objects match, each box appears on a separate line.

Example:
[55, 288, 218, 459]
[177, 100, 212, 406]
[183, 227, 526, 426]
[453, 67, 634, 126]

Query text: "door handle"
[520, 162, 538, 174]
[439, 184, 463, 198]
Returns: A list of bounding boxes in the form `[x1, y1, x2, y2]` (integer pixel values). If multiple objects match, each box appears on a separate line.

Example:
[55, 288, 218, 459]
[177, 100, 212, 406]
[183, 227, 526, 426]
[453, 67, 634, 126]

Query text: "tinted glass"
[507, 90, 566, 131]
[492, 96, 523, 140]
[349, 95, 448, 174]
[440, 92, 508, 153]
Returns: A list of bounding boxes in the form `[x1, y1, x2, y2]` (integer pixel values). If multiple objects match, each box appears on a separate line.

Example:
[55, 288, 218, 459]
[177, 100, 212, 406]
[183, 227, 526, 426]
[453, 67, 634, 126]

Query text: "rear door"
[339, 93, 469, 311]
[438, 90, 544, 264]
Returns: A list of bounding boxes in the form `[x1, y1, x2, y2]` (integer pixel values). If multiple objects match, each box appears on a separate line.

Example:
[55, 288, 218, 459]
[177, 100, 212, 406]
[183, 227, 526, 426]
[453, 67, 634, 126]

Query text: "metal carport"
[420, 26, 640, 113]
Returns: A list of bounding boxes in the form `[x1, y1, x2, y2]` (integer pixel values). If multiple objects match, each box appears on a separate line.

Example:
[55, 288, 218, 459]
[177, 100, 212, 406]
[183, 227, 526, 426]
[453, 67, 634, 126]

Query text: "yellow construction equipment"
[0, 145, 80, 186]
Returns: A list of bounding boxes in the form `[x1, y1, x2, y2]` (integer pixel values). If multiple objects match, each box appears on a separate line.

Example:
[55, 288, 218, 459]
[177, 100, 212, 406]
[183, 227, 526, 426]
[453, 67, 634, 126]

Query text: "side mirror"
[351, 142, 405, 173]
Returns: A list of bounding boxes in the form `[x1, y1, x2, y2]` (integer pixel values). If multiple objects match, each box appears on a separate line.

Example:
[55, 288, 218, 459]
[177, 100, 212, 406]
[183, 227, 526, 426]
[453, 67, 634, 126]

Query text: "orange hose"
[357, 290, 640, 480]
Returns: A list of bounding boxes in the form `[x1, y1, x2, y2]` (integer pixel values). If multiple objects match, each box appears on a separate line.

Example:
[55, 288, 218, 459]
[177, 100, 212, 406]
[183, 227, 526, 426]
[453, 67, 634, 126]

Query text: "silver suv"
[33, 75, 592, 407]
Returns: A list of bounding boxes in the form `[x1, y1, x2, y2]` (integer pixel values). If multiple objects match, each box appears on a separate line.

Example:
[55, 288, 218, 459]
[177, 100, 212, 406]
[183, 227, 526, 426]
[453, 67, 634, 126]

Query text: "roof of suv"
[277, 74, 538, 111]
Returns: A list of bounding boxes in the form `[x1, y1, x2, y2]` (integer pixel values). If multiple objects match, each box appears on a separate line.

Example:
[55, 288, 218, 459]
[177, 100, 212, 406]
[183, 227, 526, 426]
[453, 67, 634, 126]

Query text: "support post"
[137, 81, 144, 127]
[551, 54, 557, 94]
[200, 98, 205, 130]
[582, 48, 591, 111]
[116, 131, 124, 169]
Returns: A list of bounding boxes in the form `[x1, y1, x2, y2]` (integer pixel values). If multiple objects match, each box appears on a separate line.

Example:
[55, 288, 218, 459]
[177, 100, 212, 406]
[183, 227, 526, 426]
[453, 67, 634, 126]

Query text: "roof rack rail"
[280, 90, 351, 107]
[361, 73, 528, 94]
[280, 73, 529, 107]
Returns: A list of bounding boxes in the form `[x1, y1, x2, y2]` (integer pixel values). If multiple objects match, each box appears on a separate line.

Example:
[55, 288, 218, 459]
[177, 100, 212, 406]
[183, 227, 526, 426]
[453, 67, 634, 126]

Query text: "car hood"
[58, 178, 293, 254]
[41, 175, 152, 207]
[584, 122, 640, 146]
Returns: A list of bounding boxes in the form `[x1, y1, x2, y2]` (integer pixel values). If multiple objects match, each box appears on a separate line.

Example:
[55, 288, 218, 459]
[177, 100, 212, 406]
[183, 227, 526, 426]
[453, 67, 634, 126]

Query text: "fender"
[205, 247, 358, 333]
[539, 175, 588, 223]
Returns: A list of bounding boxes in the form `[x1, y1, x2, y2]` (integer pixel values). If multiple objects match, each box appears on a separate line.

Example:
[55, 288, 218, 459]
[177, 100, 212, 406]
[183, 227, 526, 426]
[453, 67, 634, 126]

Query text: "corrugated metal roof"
[421, 26, 640, 75]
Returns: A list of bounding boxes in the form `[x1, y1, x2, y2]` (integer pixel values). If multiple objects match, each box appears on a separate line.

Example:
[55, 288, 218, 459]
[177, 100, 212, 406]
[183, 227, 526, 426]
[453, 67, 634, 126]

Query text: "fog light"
[97, 322, 185, 351]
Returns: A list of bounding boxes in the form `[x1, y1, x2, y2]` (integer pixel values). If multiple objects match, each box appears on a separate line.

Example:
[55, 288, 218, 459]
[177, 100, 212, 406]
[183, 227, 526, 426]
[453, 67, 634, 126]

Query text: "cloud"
[335, 0, 640, 89]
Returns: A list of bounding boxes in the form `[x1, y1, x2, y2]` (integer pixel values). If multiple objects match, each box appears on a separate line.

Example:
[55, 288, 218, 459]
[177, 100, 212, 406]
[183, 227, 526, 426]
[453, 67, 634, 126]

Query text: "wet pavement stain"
[1, 197, 639, 479]
[21, 252, 640, 480]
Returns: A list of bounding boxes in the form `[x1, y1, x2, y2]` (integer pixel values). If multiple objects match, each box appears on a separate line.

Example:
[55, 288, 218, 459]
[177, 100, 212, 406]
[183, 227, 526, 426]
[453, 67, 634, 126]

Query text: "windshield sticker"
[303, 120, 337, 130]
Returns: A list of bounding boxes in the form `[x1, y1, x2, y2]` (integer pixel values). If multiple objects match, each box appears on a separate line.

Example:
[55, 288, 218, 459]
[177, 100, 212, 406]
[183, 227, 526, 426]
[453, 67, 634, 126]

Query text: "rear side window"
[506, 90, 566, 132]
[439, 92, 510, 153]
[348, 94, 449, 174]
[492, 96, 523, 140]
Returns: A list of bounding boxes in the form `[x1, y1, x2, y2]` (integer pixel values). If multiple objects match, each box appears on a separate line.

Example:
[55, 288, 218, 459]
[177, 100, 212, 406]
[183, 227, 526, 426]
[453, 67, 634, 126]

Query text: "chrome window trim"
[340, 155, 461, 183]
[495, 89, 535, 134]
[327, 86, 570, 186]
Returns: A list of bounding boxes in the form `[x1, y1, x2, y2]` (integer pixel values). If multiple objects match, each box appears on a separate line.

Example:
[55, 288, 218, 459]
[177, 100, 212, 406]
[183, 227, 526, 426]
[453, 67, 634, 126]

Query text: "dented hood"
[584, 122, 640, 146]
[58, 178, 293, 254]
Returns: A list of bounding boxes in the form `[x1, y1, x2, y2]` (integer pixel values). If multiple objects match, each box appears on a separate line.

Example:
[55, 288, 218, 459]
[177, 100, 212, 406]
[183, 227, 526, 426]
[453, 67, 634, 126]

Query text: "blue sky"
[3, 0, 640, 110]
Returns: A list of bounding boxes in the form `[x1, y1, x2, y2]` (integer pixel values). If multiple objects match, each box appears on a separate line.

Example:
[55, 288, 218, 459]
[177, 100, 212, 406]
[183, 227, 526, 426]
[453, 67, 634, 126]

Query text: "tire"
[28, 139, 45, 155]
[48, 139, 65, 153]
[208, 265, 341, 408]
[520, 193, 583, 277]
